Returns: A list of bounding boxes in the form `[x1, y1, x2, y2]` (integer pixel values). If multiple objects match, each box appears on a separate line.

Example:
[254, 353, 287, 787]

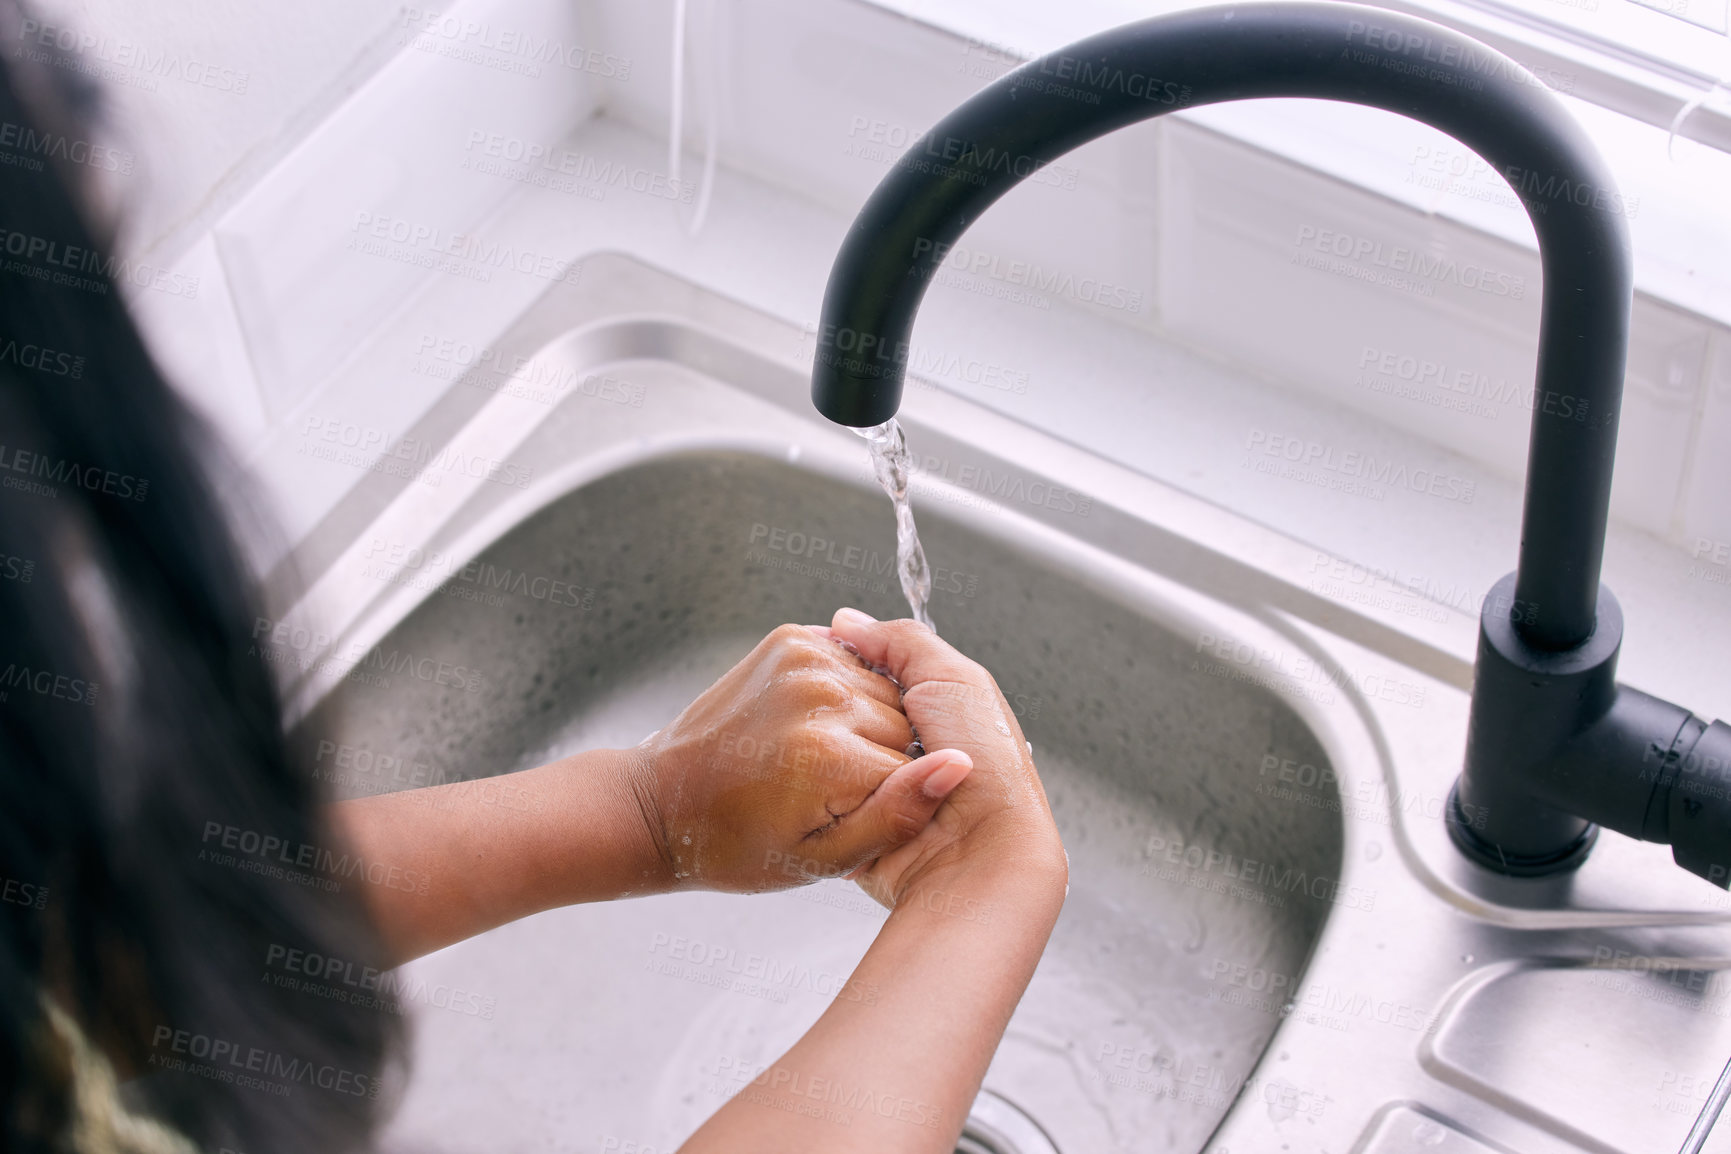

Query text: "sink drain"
[956, 1089, 1060, 1154]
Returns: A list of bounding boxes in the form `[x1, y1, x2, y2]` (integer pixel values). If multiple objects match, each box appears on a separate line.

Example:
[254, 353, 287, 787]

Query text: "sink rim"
[312, 443, 1354, 1154]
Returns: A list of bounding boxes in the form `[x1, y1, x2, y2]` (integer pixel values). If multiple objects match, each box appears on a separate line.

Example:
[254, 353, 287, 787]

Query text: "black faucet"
[809, 1, 1731, 885]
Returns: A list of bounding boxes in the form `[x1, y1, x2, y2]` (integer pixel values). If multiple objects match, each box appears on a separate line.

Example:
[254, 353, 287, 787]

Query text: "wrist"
[896, 833, 1068, 923]
[607, 745, 678, 895]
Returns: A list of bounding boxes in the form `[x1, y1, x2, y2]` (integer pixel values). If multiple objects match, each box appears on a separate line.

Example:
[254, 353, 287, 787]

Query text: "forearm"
[679, 855, 1067, 1153]
[327, 747, 669, 963]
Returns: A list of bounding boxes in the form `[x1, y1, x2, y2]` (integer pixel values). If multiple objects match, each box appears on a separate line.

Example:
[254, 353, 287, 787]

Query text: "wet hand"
[631, 624, 975, 893]
[827, 608, 1067, 910]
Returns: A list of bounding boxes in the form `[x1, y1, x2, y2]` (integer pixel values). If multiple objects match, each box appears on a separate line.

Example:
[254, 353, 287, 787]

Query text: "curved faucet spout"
[812, 2, 1731, 885]
[811, 0, 1631, 654]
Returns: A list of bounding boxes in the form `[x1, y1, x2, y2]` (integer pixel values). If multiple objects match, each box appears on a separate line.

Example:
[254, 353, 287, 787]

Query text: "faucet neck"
[812, 1, 1632, 650]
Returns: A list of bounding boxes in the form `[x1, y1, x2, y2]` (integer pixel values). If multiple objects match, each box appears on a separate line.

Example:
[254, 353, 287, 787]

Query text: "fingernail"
[921, 750, 973, 799]
[836, 608, 876, 628]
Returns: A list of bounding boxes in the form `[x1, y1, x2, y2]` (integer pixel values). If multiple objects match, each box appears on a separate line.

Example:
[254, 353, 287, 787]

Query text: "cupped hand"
[827, 608, 1068, 910]
[631, 623, 975, 894]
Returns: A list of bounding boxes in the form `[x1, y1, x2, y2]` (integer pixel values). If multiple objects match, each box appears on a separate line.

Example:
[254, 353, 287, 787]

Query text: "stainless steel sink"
[300, 445, 1340, 1153]
[270, 254, 1731, 1154]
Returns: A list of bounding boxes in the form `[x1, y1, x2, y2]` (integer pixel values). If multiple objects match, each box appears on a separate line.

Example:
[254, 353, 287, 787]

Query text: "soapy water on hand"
[832, 634, 927, 760]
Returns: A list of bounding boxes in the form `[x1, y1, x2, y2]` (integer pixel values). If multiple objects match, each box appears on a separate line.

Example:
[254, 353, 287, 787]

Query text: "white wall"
[26, 0, 407, 265]
[40, 0, 1731, 561]
[586, 0, 1731, 552]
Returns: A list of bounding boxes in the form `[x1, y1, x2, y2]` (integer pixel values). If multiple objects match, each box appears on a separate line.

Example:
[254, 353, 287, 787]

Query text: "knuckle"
[769, 622, 807, 641]
[883, 715, 915, 745]
[884, 806, 925, 843]
[784, 641, 839, 676]
[901, 685, 947, 717]
[767, 622, 815, 652]
[954, 655, 993, 684]
[788, 666, 849, 705]
[851, 668, 900, 704]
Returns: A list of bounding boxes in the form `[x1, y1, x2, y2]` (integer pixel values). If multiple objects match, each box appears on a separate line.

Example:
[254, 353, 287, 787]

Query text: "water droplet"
[1364, 841, 1383, 861]
[1413, 1120, 1448, 1146]
[1182, 911, 1205, 952]
[1461, 953, 1475, 964]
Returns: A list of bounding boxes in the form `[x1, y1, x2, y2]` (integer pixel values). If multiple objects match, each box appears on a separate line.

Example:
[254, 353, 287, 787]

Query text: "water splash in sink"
[856, 418, 934, 631]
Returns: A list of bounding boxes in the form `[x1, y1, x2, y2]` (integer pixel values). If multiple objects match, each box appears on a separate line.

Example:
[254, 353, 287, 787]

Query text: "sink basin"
[301, 447, 1341, 1153]
[270, 253, 1731, 1154]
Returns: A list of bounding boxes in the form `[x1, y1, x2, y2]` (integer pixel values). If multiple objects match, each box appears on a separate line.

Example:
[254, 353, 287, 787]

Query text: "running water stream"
[855, 418, 935, 632]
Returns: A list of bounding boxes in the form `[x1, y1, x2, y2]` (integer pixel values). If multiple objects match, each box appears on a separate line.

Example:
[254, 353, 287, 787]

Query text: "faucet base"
[1450, 576, 1731, 888]
[1446, 783, 1598, 877]
[1450, 573, 1623, 869]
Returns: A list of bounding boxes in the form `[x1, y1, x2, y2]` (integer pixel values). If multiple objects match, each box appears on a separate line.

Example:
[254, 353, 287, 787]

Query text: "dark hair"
[0, 5, 402, 1151]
